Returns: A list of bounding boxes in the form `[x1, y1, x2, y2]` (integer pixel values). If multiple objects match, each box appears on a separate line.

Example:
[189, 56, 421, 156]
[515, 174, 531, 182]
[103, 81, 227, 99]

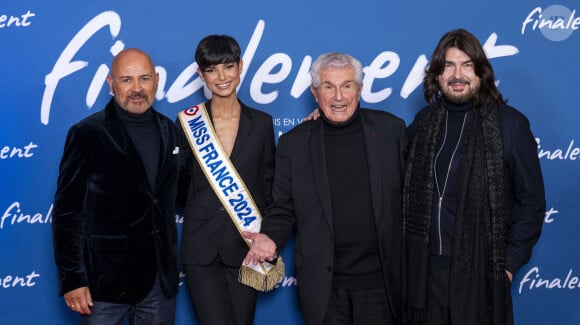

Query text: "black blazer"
[261, 108, 407, 324]
[52, 99, 181, 304]
[179, 101, 275, 267]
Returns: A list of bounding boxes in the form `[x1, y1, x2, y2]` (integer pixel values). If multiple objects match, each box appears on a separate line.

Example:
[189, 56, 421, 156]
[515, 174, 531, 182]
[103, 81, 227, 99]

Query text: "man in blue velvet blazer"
[52, 48, 181, 324]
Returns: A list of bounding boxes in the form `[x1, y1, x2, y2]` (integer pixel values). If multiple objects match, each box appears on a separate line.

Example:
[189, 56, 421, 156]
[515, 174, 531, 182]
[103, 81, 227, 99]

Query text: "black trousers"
[427, 255, 515, 325]
[184, 260, 257, 325]
[427, 255, 452, 325]
[319, 286, 398, 325]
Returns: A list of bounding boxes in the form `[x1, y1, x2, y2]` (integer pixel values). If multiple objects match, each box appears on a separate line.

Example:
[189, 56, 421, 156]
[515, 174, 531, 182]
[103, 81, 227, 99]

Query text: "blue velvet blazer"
[52, 99, 181, 304]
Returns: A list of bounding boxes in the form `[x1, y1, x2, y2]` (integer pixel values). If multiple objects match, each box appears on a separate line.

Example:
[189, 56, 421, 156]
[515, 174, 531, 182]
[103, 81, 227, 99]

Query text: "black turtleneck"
[430, 100, 472, 256]
[322, 111, 384, 289]
[114, 102, 161, 190]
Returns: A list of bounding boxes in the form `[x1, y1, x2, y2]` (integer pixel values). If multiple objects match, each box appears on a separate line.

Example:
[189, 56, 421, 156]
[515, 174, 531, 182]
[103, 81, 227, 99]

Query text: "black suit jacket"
[52, 99, 181, 304]
[179, 101, 275, 267]
[261, 108, 406, 324]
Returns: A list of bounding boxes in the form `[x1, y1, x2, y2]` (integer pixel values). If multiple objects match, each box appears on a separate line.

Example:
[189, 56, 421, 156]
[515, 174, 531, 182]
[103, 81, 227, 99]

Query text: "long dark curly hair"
[424, 29, 506, 108]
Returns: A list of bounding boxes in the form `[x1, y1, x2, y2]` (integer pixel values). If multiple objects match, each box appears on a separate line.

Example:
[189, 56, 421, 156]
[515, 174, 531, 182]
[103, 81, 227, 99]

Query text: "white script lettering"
[519, 267, 580, 293]
[0, 10, 35, 29]
[175, 213, 184, 224]
[41, 12, 520, 125]
[0, 142, 38, 159]
[0, 202, 52, 229]
[536, 138, 580, 160]
[41, 11, 122, 125]
[544, 207, 559, 223]
[0, 271, 40, 288]
[275, 276, 298, 288]
[522, 7, 580, 35]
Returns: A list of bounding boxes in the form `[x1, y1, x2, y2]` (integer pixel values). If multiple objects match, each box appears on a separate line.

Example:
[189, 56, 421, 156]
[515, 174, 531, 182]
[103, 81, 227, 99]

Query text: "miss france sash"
[178, 103, 284, 292]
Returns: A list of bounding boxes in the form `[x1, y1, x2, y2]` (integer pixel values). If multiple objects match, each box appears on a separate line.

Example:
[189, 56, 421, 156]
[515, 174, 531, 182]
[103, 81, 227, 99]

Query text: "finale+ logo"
[522, 5, 579, 41]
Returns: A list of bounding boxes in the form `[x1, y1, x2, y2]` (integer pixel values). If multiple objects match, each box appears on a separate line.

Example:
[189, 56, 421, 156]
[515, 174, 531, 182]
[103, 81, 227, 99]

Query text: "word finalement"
[40, 11, 519, 125]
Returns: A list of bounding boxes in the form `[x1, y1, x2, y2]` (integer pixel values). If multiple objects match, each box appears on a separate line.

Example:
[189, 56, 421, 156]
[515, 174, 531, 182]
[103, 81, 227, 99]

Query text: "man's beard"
[442, 78, 479, 104]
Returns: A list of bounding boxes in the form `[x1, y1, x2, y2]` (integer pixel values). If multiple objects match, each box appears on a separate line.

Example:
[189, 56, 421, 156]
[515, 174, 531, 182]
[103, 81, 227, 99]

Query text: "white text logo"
[41, 11, 519, 125]
[519, 267, 580, 293]
[522, 5, 579, 41]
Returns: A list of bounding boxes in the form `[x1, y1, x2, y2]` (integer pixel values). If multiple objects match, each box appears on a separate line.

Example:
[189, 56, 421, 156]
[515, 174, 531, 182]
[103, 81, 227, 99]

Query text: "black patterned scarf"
[403, 98, 511, 324]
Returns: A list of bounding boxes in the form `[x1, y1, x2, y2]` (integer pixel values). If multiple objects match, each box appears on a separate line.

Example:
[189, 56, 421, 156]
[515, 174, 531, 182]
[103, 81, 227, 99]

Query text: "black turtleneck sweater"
[115, 103, 161, 190]
[430, 101, 472, 256]
[322, 111, 384, 289]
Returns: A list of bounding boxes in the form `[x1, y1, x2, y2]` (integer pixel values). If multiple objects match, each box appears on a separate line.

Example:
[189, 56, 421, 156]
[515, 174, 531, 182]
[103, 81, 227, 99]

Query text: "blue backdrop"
[1, 1, 579, 324]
